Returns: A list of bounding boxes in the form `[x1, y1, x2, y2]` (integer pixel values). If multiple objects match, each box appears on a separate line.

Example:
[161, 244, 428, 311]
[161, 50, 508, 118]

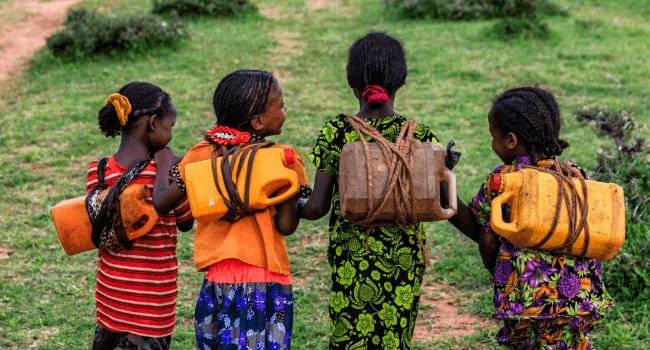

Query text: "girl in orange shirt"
[153, 70, 310, 350]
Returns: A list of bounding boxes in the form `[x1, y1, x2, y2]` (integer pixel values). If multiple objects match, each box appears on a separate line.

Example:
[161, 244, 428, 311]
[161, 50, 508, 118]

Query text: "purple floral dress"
[469, 156, 613, 350]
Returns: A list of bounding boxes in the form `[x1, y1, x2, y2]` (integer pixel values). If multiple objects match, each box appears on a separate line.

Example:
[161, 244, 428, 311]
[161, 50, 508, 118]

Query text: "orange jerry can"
[184, 147, 300, 223]
[489, 169, 625, 260]
[338, 142, 457, 222]
[52, 184, 159, 256]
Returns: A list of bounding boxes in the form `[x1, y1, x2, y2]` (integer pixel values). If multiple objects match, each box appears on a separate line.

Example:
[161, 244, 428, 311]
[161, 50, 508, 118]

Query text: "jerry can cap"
[488, 173, 503, 193]
[283, 148, 295, 165]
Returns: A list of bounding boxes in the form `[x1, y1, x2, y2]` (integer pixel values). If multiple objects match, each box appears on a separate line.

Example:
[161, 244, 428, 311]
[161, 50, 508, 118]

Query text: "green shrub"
[152, 0, 256, 17]
[385, 0, 565, 38]
[46, 8, 190, 60]
[575, 109, 650, 310]
[385, 0, 564, 20]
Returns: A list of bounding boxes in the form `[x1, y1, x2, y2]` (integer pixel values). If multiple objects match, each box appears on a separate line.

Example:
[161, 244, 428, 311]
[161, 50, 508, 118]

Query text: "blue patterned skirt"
[194, 280, 293, 350]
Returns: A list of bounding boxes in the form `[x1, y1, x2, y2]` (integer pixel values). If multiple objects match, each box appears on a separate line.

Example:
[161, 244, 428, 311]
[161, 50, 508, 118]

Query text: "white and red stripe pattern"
[87, 156, 192, 337]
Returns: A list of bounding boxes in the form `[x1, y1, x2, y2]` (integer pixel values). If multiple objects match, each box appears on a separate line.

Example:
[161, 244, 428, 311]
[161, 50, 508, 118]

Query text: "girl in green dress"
[299, 31, 460, 350]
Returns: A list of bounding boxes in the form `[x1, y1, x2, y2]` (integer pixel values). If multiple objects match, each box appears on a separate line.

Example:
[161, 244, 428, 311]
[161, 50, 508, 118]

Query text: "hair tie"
[105, 94, 132, 126]
[362, 85, 389, 105]
[205, 126, 250, 146]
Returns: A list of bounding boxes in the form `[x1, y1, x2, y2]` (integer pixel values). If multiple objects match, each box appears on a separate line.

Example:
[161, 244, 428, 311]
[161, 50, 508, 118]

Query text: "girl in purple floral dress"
[448, 87, 613, 350]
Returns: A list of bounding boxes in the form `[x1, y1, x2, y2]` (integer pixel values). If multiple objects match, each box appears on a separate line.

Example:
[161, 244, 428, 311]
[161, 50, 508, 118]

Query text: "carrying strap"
[211, 140, 275, 222]
[85, 157, 109, 224]
[87, 155, 153, 251]
[521, 162, 590, 258]
[344, 115, 430, 265]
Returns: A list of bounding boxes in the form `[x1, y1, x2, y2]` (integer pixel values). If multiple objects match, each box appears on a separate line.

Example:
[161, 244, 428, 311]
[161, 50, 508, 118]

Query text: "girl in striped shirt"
[87, 82, 193, 349]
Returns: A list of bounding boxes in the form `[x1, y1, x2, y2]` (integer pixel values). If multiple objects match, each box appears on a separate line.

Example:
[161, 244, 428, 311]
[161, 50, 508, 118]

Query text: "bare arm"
[275, 195, 300, 236]
[153, 147, 187, 214]
[448, 198, 482, 243]
[299, 170, 335, 221]
[479, 230, 500, 276]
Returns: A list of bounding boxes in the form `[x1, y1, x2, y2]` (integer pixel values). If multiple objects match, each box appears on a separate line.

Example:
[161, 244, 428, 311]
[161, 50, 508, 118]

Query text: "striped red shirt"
[86, 156, 192, 337]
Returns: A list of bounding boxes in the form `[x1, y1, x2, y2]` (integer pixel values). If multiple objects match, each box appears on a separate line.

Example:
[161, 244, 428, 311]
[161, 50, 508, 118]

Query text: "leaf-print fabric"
[469, 156, 613, 349]
[309, 114, 439, 350]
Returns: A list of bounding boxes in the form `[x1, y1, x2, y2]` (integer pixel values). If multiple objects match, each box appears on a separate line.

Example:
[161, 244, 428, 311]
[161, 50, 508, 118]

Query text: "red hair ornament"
[362, 85, 389, 105]
[205, 126, 250, 146]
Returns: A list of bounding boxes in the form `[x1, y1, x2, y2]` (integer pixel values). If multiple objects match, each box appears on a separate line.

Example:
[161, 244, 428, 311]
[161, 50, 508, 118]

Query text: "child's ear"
[148, 114, 160, 131]
[250, 116, 264, 131]
[506, 132, 519, 150]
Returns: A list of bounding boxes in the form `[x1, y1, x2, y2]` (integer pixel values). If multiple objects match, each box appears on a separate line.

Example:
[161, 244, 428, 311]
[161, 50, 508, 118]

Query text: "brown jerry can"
[338, 142, 457, 223]
[489, 169, 625, 260]
[51, 184, 159, 256]
[184, 148, 300, 223]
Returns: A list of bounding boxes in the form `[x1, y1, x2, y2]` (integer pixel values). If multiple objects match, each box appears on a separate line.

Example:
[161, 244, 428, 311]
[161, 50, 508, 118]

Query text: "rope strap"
[345, 115, 431, 265]
[521, 162, 590, 257]
[211, 140, 275, 222]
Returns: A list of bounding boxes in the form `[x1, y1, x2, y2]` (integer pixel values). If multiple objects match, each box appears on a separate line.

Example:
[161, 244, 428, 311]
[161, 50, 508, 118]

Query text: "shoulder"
[414, 123, 440, 143]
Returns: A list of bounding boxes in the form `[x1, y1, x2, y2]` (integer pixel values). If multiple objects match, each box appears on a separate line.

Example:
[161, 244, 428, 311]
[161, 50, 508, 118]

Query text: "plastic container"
[490, 168, 625, 260]
[52, 184, 158, 255]
[338, 142, 457, 223]
[184, 147, 299, 223]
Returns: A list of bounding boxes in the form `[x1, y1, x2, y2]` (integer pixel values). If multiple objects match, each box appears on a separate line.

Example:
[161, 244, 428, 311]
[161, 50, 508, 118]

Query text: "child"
[87, 82, 194, 350]
[450, 86, 613, 349]
[152, 70, 311, 350]
[299, 32, 445, 349]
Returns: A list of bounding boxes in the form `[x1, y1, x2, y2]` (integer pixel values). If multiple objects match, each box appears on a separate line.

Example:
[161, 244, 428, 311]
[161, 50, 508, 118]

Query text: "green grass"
[1, 0, 649, 348]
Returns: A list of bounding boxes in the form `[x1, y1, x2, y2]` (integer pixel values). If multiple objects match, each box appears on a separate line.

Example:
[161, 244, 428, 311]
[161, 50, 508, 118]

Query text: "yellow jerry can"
[338, 142, 457, 222]
[52, 184, 159, 256]
[489, 169, 625, 260]
[184, 147, 300, 223]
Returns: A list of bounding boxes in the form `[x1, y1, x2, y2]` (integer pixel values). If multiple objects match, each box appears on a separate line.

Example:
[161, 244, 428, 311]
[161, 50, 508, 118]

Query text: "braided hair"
[212, 70, 276, 130]
[490, 86, 570, 165]
[346, 31, 407, 105]
[98, 82, 172, 138]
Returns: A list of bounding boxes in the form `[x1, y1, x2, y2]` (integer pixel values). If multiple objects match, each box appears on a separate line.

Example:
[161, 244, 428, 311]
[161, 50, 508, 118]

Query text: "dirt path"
[413, 283, 497, 345]
[0, 0, 84, 82]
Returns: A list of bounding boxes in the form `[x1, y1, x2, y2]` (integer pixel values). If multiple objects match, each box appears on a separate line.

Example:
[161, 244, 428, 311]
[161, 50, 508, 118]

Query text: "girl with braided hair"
[300, 31, 461, 349]
[152, 70, 311, 349]
[88, 82, 194, 349]
[449, 86, 613, 349]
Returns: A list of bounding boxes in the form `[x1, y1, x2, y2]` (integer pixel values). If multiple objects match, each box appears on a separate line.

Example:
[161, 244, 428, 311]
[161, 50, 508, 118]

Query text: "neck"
[114, 133, 151, 168]
[355, 100, 397, 120]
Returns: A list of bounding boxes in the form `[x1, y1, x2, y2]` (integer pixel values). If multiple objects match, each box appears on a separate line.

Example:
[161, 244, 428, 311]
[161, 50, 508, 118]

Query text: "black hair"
[490, 86, 569, 165]
[212, 70, 276, 130]
[98, 82, 172, 138]
[346, 31, 407, 104]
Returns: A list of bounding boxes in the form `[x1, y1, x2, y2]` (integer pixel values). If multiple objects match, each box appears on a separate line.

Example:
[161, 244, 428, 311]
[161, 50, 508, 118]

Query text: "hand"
[445, 140, 462, 170]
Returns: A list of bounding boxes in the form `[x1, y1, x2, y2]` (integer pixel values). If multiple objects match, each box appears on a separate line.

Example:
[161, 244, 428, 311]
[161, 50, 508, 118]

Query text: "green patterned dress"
[309, 114, 439, 350]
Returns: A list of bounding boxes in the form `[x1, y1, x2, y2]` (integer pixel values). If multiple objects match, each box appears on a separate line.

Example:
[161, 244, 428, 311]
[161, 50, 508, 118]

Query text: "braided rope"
[345, 115, 431, 265]
[521, 162, 590, 257]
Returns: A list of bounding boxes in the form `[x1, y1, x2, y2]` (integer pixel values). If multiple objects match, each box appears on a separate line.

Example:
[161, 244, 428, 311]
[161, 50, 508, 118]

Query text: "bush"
[46, 8, 190, 60]
[152, 0, 256, 17]
[575, 108, 650, 310]
[385, 0, 564, 20]
[385, 0, 566, 38]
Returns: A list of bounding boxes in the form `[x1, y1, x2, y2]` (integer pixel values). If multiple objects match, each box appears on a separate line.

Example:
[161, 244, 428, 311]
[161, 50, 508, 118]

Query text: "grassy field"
[1, 0, 649, 348]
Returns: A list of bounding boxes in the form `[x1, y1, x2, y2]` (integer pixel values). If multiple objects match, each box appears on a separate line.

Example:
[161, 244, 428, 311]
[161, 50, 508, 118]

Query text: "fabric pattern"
[497, 317, 594, 350]
[308, 114, 439, 350]
[87, 156, 193, 338]
[468, 156, 613, 348]
[194, 280, 293, 350]
[93, 324, 171, 350]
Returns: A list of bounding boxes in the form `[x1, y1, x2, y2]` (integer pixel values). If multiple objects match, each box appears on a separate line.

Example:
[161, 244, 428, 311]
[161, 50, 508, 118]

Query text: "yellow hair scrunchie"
[105, 93, 132, 126]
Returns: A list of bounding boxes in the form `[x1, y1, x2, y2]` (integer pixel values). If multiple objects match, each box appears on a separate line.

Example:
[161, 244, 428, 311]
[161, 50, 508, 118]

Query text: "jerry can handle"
[257, 175, 300, 207]
[126, 185, 159, 240]
[490, 191, 517, 237]
[439, 168, 457, 219]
